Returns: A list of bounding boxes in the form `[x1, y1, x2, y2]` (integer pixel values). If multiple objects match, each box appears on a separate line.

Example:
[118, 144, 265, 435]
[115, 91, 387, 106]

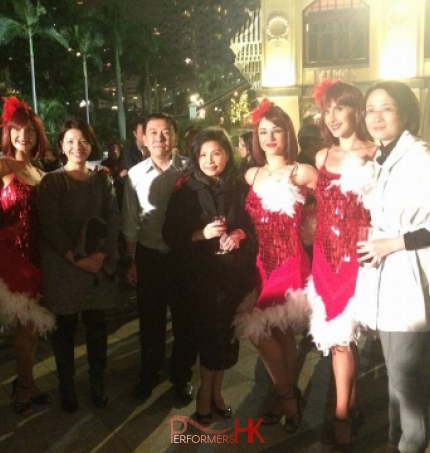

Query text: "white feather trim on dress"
[307, 276, 361, 356]
[0, 279, 56, 335]
[253, 175, 305, 216]
[328, 153, 380, 200]
[233, 288, 310, 344]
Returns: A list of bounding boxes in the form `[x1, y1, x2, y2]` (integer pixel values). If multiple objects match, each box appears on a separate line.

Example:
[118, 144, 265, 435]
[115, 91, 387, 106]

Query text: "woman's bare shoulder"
[244, 166, 260, 185]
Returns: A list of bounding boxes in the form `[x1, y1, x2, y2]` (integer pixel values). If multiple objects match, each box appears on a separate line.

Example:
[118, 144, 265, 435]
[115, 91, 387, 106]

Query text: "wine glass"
[357, 226, 374, 267]
[213, 215, 228, 255]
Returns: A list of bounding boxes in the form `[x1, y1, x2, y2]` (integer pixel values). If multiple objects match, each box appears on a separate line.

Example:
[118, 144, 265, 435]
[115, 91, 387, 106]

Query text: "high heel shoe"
[321, 417, 353, 452]
[332, 417, 353, 453]
[12, 378, 52, 406]
[262, 385, 302, 430]
[211, 400, 232, 418]
[281, 387, 302, 434]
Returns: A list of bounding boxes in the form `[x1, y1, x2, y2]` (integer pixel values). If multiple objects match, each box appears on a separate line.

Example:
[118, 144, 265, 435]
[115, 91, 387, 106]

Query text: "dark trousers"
[51, 309, 107, 389]
[135, 244, 197, 388]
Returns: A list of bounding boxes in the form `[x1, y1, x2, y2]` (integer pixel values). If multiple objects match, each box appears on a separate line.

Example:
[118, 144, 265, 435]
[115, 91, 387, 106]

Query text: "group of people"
[1, 77, 429, 453]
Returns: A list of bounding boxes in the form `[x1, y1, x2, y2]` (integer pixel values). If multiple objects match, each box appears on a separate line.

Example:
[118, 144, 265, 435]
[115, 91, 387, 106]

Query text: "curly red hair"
[1, 97, 48, 159]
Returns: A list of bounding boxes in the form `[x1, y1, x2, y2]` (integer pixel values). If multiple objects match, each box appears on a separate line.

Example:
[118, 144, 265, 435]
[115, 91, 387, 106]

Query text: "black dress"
[163, 172, 256, 371]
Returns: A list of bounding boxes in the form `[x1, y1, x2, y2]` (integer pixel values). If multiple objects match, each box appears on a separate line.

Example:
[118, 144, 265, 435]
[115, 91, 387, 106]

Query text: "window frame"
[303, 0, 370, 68]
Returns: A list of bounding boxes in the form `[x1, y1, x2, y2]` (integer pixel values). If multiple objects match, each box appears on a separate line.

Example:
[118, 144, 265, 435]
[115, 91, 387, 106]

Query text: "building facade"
[231, 0, 430, 139]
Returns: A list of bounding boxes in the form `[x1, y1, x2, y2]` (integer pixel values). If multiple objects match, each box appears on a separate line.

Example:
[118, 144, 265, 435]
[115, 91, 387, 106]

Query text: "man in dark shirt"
[121, 117, 150, 171]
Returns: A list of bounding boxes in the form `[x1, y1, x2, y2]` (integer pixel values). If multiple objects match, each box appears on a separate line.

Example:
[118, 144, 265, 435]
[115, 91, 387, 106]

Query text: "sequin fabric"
[246, 187, 303, 280]
[314, 166, 370, 272]
[1, 176, 40, 266]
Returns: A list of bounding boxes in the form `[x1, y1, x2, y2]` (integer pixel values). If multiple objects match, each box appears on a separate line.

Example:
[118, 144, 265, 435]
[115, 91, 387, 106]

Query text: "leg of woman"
[331, 344, 357, 445]
[197, 364, 215, 420]
[211, 370, 232, 418]
[332, 345, 356, 419]
[13, 322, 38, 413]
[256, 331, 299, 426]
[51, 313, 79, 413]
[272, 327, 298, 385]
[211, 370, 224, 406]
[82, 309, 108, 408]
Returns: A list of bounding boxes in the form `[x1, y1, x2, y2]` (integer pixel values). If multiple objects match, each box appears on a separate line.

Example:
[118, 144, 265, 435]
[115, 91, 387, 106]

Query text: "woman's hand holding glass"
[203, 216, 227, 240]
[220, 229, 245, 252]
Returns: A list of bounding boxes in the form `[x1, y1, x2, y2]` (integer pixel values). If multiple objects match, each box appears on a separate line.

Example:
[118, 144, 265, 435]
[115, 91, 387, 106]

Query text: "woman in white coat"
[356, 81, 430, 453]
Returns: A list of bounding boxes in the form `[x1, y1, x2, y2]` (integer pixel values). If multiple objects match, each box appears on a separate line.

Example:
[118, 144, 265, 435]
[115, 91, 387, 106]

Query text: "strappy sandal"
[282, 387, 302, 434]
[12, 378, 52, 406]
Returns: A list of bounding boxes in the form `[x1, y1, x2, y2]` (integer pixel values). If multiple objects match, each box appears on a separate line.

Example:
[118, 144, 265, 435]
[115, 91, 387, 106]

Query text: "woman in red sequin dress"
[307, 81, 377, 448]
[0, 97, 55, 414]
[234, 100, 318, 431]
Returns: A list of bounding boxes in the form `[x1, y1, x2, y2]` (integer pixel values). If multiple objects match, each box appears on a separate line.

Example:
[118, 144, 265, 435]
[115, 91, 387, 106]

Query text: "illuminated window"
[425, 0, 430, 59]
[303, 0, 369, 68]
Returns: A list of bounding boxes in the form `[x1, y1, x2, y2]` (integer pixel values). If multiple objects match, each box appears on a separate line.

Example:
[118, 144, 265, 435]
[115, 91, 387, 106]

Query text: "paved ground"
[1, 293, 429, 453]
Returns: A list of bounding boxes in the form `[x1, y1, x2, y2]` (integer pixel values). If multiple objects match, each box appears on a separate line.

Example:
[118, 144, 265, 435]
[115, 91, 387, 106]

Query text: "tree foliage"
[0, 0, 68, 112]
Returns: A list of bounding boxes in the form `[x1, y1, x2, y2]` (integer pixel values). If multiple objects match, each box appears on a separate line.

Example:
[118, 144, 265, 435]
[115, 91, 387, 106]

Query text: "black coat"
[163, 173, 256, 370]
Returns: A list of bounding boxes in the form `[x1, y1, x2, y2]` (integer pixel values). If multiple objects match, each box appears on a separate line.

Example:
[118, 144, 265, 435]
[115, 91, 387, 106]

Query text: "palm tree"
[0, 0, 68, 113]
[99, 1, 130, 141]
[66, 15, 104, 124]
[37, 98, 68, 146]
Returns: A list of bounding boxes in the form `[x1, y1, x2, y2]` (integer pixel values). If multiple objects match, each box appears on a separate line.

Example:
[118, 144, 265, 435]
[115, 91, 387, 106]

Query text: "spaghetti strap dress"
[234, 167, 311, 343]
[307, 150, 378, 354]
[0, 175, 55, 333]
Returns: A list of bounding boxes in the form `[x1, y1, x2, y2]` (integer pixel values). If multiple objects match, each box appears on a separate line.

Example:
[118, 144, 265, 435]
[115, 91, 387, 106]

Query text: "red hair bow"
[312, 79, 340, 105]
[1, 96, 32, 124]
[248, 98, 274, 124]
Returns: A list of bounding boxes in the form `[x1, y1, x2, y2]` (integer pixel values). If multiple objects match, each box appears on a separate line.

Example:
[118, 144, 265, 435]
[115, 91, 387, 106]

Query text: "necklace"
[265, 163, 286, 176]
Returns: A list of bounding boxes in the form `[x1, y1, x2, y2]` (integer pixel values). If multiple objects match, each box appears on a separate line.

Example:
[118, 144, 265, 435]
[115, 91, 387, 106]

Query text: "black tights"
[51, 309, 107, 388]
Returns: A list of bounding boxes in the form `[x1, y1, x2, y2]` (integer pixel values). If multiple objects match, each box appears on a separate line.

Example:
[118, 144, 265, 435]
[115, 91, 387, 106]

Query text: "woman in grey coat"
[38, 118, 120, 413]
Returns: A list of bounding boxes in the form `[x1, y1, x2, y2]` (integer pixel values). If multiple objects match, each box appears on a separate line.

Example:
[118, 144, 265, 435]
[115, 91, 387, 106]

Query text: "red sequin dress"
[234, 174, 311, 343]
[0, 175, 55, 333]
[308, 164, 370, 354]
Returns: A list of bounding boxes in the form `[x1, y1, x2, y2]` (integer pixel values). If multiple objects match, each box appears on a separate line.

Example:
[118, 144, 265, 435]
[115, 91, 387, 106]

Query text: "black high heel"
[321, 417, 353, 452]
[262, 385, 303, 429]
[280, 385, 303, 433]
[211, 400, 232, 418]
[12, 378, 52, 405]
[332, 417, 353, 453]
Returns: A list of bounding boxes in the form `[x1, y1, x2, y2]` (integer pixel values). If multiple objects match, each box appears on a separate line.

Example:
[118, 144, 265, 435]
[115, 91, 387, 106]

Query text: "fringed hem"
[307, 276, 361, 356]
[0, 279, 56, 335]
[233, 288, 310, 344]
